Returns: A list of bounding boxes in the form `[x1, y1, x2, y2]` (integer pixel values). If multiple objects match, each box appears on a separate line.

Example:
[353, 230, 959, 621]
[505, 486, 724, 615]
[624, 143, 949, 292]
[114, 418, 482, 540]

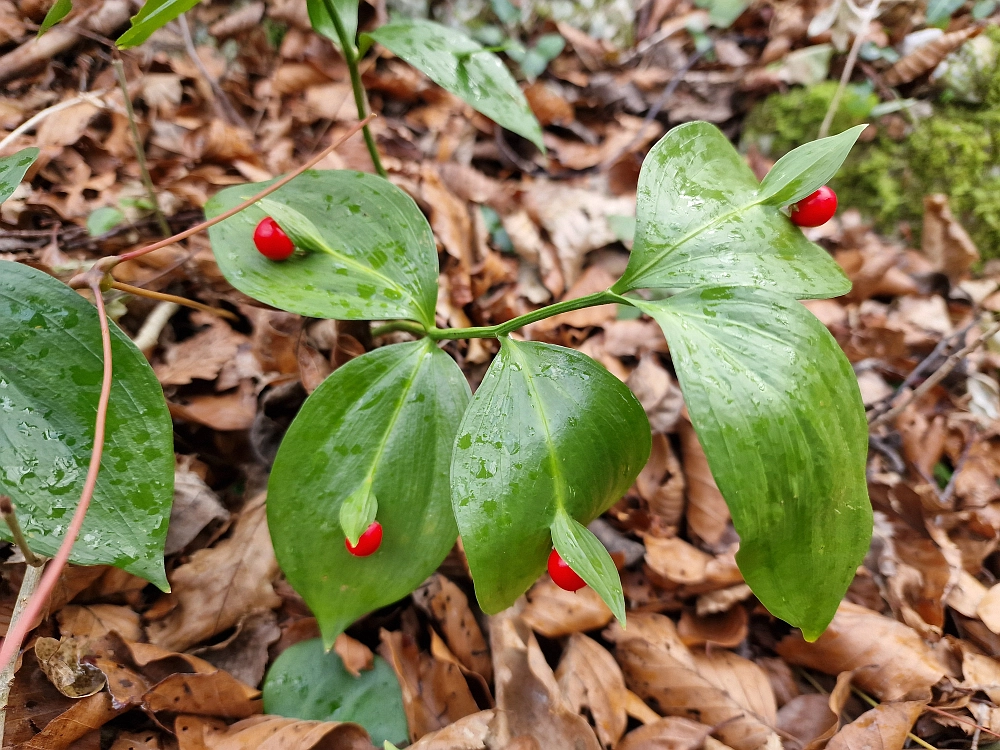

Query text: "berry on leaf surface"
[789, 186, 837, 228]
[345, 521, 383, 557]
[254, 217, 296, 261]
[547, 549, 586, 591]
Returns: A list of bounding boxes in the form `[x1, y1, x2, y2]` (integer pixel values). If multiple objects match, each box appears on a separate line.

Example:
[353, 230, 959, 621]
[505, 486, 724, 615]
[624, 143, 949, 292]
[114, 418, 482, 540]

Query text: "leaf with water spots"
[450, 338, 649, 616]
[635, 287, 871, 640]
[612, 122, 852, 299]
[0, 262, 174, 587]
[0, 148, 38, 204]
[206, 170, 439, 327]
[268, 340, 470, 644]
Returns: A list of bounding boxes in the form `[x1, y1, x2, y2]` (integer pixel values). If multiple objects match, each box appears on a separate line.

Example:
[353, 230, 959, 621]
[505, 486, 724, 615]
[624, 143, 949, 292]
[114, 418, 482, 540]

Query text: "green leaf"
[927, 0, 965, 25]
[759, 124, 867, 206]
[86, 207, 126, 237]
[205, 170, 438, 327]
[694, 0, 751, 27]
[263, 638, 407, 746]
[307, 0, 358, 51]
[0, 148, 38, 204]
[268, 340, 470, 645]
[0, 262, 174, 587]
[339, 477, 377, 546]
[116, 0, 201, 48]
[634, 287, 871, 640]
[612, 122, 851, 300]
[364, 19, 545, 151]
[451, 338, 649, 614]
[39, 0, 72, 35]
[550, 509, 625, 624]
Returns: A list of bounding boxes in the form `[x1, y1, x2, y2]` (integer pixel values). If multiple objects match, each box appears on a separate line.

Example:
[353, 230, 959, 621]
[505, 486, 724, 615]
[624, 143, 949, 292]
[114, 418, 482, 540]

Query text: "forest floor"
[4, 0, 1000, 748]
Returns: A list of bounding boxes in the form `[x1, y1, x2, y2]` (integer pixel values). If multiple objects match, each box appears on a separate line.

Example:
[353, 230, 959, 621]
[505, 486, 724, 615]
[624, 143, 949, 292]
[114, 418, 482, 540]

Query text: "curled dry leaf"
[616, 716, 713, 750]
[35, 636, 108, 698]
[154, 313, 249, 386]
[174, 715, 374, 750]
[166, 462, 231, 556]
[555, 633, 628, 747]
[677, 606, 749, 649]
[58, 603, 142, 642]
[679, 420, 731, 546]
[20, 692, 121, 750]
[489, 609, 601, 750]
[407, 710, 495, 749]
[378, 628, 479, 741]
[884, 26, 983, 86]
[635, 432, 686, 532]
[776, 694, 838, 750]
[626, 353, 684, 434]
[194, 608, 282, 687]
[922, 194, 979, 281]
[413, 574, 492, 681]
[826, 701, 925, 750]
[606, 613, 780, 750]
[776, 602, 946, 702]
[147, 493, 282, 652]
[521, 578, 614, 638]
[334, 633, 375, 678]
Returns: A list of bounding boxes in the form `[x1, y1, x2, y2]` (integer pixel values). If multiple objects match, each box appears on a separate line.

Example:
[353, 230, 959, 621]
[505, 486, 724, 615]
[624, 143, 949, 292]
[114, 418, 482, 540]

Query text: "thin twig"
[818, 0, 881, 138]
[115, 114, 373, 263]
[0, 498, 44, 567]
[177, 14, 247, 129]
[0, 91, 107, 154]
[109, 280, 236, 320]
[0, 278, 113, 674]
[0, 563, 45, 748]
[111, 59, 170, 237]
[870, 320, 1000, 428]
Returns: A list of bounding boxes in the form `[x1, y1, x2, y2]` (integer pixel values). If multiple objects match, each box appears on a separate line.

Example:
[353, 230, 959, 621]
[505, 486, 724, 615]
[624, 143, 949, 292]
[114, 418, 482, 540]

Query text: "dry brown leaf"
[194, 609, 282, 688]
[422, 165, 474, 271]
[776, 694, 838, 750]
[407, 710, 495, 749]
[488, 608, 601, 750]
[885, 26, 983, 86]
[36, 100, 101, 147]
[959, 646, 1000, 703]
[413, 574, 491, 681]
[20, 692, 122, 750]
[333, 633, 374, 678]
[174, 715, 373, 750]
[606, 613, 780, 750]
[626, 353, 684, 434]
[154, 313, 248, 386]
[524, 81, 574, 126]
[555, 633, 628, 747]
[57, 604, 142, 642]
[379, 628, 479, 741]
[4, 651, 77, 747]
[677, 606, 748, 649]
[826, 701, 924, 750]
[109, 730, 164, 750]
[531, 265, 618, 332]
[616, 716, 713, 750]
[636, 433, 686, 531]
[35, 637, 107, 698]
[602, 319, 669, 358]
[776, 602, 946, 702]
[168, 384, 258, 431]
[679, 420, 731, 546]
[521, 578, 613, 637]
[166, 462, 231, 555]
[644, 536, 713, 585]
[922, 194, 980, 280]
[147, 493, 282, 652]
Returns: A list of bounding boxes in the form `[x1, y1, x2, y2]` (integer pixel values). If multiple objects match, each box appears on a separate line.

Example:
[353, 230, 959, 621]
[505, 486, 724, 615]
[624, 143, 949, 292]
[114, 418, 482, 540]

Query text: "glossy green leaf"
[0, 263, 173, 587]
[39, 0, 72, 35]
[759, 124, 866, 206]
[86, 207, 126, 237]
[307, 0, 358, 50]
[550, 509, 624, 624]
[451, 338, 649, 614]
[263, 638, 406, 746]
[635, 287, 871, 640]
[339, 477, 377, 546]
[0, 148, 38, 204]
[611, 122, 851, 299]
[205, 170, 438, 327]
[927, 0, 965, 25]
[364, 20, 544, 151]
[269, 340, 470, 645]
[116, 0, 200, 47]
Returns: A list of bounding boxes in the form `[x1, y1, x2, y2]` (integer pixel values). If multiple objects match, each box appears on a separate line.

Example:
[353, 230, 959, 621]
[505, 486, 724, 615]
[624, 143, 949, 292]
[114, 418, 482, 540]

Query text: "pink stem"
[0, 280, 113, 669]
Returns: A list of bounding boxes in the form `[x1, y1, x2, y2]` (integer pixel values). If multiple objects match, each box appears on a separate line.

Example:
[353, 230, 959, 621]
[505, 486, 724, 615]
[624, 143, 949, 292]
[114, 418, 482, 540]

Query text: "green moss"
[742, 28, 1000, 257]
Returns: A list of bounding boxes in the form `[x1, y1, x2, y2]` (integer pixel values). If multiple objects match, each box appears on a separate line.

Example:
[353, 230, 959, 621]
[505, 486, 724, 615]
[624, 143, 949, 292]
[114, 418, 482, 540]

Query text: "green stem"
[371, 320, 428, 338]
[320, 0, 386, 178]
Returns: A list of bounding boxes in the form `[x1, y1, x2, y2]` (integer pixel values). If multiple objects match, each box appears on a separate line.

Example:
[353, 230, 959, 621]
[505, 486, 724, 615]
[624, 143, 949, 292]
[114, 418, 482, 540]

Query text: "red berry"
[790, 185, 838, 227]
[547, 549, 586, 591]
[345, 521, 382, 557]
[254, 217, 295, 261]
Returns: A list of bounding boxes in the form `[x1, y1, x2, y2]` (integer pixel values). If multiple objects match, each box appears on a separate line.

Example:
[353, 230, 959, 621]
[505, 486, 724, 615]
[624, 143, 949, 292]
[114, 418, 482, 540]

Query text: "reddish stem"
[0, 280, 113, 670]
[117, 115, 375, 263]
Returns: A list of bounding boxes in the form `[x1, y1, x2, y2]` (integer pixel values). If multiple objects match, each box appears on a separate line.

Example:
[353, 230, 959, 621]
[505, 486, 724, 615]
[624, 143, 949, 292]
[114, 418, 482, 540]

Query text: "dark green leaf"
[0, 148, 38, 204]
[307, 0, 358, 51]
[116, 0, 200, 48]
[451, 338, 649, 615]
[759, 124, 866, 206]
[268, 340, 470, 645]
[39, 0, 72, 35]
[339, 477, 377, 546]
[263, 638, 406, 746]
[0, 262, 174, 587]
[550, 509, 624, 623]
[611, 122, 851, 299]
[86, 207, 126, 237]
[927, 0, 965, 25]
[205, 170, 438, 327]
[635, 287, 871, 640]
[364, 20, 544, 151]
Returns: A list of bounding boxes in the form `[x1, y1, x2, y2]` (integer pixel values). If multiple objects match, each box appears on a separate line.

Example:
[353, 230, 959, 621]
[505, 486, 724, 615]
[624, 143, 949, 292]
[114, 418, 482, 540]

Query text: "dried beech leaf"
[174, 714, 374, 750]
[617, 716, 713, 750]
[407, 710, 495, 749]
[776, 694, 838, 750]
[35, 637, 107, 698]
[776, 602, 946, 702]
[826, 701, 925, 750]
[334, 633, 375, 679]
[413, 574, 492, 681]
[21, 692, 122, 750]
[555, 633, 628, 747]
[521, 578, 614, 638]
[679, 420, 731, 546]
[57, 604, 143, 643]
[921, 194, 979, 281]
